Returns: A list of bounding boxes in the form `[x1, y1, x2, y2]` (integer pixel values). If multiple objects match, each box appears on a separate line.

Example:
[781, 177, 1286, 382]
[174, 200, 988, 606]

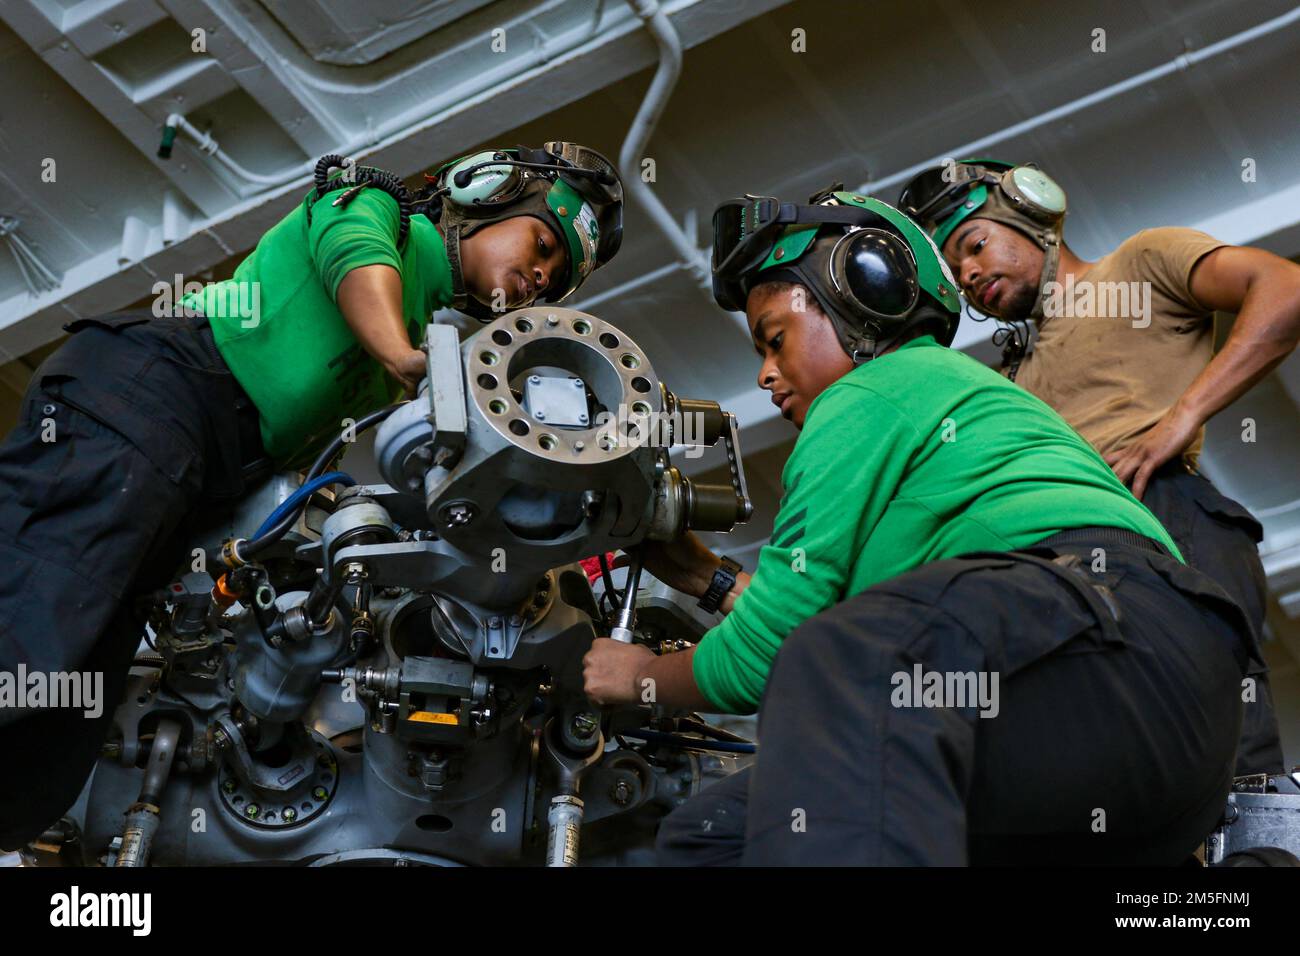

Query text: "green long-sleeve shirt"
[182, 187, 454, 468]
[692, 335, 1180, 714]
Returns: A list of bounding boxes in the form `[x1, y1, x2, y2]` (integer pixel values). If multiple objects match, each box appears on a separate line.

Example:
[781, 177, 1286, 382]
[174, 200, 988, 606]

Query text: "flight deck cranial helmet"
[711, 185, 961, 362]
[897, 159, 1068, 320]
[420, 142, 624, 321]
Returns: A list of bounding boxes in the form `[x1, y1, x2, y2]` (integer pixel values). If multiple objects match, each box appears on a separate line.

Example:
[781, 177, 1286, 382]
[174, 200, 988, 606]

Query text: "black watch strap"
[698, 556, 742, 614]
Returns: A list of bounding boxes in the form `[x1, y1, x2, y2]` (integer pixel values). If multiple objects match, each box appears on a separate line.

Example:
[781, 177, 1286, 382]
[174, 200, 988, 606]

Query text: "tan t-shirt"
[1011, 227, 1227, 466]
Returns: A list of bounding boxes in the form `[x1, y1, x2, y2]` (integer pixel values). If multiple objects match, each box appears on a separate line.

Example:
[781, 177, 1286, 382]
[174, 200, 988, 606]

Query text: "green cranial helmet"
[897, 159, 1068, 319]
[711, 185, 961, 360]
[420, 142, 624, 321]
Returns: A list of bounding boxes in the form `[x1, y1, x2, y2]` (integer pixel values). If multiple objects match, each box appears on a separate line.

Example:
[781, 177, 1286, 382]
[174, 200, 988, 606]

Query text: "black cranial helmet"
[711, 185, 962, 361]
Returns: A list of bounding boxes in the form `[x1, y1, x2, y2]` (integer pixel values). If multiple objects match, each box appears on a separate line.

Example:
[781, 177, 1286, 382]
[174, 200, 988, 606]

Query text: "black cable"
[598, 552, 624, 606]
[312, 155, 414, 247]
[677, 717, 752, 745]
[242, 402, 401, 558]
[621, 549, 645, 616]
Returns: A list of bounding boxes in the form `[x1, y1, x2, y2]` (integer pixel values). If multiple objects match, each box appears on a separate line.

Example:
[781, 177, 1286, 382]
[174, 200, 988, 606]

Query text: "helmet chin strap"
[1027, 236, 1062, 322]
[844, 325, 879, 365]
[441, 207, 473, 311]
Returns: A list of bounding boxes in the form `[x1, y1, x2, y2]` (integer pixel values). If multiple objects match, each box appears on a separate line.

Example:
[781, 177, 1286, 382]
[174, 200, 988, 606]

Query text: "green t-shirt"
[182, 188, 454, 468]
[692, 335, 1180, 714]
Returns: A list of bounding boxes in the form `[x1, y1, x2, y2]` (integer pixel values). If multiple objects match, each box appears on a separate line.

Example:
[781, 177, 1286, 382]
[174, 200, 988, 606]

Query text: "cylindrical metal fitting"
[545, 794, 585, 867]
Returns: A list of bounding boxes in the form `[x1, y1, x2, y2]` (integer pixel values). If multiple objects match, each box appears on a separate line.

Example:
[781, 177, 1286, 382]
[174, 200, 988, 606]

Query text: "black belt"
[1034, 526, 1171, 558]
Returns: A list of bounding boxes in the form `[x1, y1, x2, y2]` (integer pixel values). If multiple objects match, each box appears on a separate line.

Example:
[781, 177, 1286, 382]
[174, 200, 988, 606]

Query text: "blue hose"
[252, 471, 356, 540]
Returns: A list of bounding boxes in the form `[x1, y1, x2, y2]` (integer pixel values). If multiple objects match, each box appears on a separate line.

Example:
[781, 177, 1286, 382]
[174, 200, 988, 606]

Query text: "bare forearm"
[720, 571, 751, 614]
[336, 264, 412, 367]
[1178, 312, 1299, 423]
[638, 646, 716, 711]
[1182, 251, 1300, 424]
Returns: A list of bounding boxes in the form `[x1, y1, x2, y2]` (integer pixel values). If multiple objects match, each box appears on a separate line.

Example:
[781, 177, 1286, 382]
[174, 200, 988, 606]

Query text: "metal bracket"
[722, 412, 753, 521]
[482, 613, 526, 661]
[425, 323, 468, 469]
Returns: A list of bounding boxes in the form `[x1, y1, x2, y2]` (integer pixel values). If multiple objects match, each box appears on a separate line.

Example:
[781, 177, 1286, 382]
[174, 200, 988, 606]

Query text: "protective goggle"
[541, 142, 623, 208]
[535, 142, 624, 267]
[899, 161, 1065, 234]
[897, 161, 1013, 231]
[711, 196, 870, 312]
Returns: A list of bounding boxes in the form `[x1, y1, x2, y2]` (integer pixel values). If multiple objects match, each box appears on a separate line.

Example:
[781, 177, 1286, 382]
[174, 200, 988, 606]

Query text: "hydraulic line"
[241, 403, 401, 559]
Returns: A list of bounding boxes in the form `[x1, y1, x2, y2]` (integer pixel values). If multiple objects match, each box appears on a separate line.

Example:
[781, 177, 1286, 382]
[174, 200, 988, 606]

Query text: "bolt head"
[570, 713, 599, 739]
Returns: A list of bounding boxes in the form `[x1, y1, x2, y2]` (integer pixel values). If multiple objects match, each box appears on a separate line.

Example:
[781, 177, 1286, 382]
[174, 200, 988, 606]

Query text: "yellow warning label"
[408, 711, 459, 726]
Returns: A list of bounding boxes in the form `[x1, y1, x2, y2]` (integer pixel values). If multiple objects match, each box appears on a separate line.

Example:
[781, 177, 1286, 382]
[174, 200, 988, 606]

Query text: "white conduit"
[161, 1, 612, 196]
[619, 0, 711, 288]
[586, 5, 1300, 309]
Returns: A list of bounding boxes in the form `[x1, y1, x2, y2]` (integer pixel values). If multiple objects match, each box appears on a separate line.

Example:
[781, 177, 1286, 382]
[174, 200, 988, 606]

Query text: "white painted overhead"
[2, 0, 1299, 637]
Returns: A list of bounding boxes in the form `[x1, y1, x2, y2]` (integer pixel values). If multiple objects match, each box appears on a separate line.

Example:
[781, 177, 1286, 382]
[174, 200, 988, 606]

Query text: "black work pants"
[658, 537, 1251, 865]
[1141, 461, 1282, 775]
[0, 311, 267, 848]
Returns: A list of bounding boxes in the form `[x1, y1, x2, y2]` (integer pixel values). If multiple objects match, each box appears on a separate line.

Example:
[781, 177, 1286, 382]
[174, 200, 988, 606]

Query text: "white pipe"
[161, 2, 611, 197]
[577, 4, 1300, 320]
[619, 0, 711, 289]
[575, 260, 680, 309]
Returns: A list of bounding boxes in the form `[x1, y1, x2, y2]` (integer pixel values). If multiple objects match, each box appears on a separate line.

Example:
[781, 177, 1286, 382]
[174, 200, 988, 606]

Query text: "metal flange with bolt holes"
[417, 307, 667, 569]
[217, 734, 339, 830]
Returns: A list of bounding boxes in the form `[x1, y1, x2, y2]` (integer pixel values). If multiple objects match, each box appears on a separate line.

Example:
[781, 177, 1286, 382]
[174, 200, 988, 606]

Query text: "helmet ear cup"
[444, 151, 524, 207]
[998, 166, 1067, 222]
[829, 228, 920, 324]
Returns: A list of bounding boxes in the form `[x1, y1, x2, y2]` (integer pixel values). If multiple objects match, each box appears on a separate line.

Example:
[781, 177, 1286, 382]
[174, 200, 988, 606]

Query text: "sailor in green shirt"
[0, 143, 625, 846]
[582, 188, 1258, 866]
[183, 143, 625, 468]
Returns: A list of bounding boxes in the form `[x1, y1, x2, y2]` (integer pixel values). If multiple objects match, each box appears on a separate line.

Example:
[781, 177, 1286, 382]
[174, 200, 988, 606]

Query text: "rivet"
[773, 248, 785, 260]
[557, 206, 568, 217]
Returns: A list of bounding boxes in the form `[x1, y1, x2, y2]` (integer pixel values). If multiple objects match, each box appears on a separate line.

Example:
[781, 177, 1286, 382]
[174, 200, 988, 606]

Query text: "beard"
[1000, 278, 1041, 322]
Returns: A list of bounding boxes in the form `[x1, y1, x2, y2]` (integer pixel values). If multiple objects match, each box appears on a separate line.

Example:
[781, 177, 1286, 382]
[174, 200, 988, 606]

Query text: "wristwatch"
[698, 556, 742, 614]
